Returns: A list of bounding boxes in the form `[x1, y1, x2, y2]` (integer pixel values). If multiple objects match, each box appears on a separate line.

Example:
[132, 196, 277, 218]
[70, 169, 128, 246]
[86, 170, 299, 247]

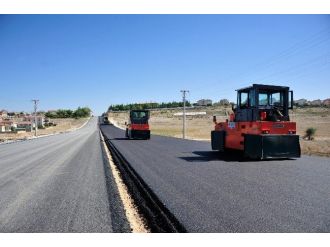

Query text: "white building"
[294, 99, 308, 106]
[0, 120, 17, 132]
[23, 116, 45, 127]
[0, 124, 7, 132]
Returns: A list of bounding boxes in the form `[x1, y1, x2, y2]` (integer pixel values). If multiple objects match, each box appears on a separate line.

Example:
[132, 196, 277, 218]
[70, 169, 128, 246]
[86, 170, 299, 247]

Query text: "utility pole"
[31, 99, 39, 137]
[180, 90, 189, 139]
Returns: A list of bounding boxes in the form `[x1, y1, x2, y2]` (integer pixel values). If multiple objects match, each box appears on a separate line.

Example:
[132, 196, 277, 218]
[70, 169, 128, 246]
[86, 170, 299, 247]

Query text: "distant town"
[0, 110, 53, 133]
[0, 107, 91, 137]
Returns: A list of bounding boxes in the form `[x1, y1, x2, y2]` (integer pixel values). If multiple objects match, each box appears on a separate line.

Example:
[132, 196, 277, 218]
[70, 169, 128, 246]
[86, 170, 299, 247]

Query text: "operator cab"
[126, 109, 151, 140]
[234, 84, 293, 122]
[129, 110, 150, 124]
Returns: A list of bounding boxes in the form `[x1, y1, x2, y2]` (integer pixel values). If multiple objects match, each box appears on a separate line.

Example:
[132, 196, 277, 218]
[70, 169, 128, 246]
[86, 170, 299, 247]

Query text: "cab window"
[270, 92, 283, 106]
[240, 92, 249, 108]
[259, 93, 268, 106]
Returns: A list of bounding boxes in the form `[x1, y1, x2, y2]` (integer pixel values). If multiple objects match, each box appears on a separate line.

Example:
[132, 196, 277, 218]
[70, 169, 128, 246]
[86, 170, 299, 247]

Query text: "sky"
[0, 14, 329, 115]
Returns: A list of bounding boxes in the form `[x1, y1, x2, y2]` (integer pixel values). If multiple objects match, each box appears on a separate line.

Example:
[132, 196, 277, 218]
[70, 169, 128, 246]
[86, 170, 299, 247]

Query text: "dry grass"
[41, 118, 89, 134]
[291, 108, 330, 156]
[109, 107, 330, 157]
[0, 118, 89, 142]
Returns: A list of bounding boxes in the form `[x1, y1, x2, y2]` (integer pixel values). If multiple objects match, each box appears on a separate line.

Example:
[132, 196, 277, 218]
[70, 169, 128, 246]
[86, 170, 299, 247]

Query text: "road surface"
[0, 117, 130, 232]
[101, 124, 330, 232]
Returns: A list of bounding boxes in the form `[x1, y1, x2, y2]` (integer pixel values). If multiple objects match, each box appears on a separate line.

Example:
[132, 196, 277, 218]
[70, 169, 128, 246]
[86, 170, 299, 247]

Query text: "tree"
[219, 99, 230, 106]
[108, 101, 191, 112]
[45, 107, 91, 119]
[45, 111, 57, 118]
[73, 107, 91, 118]
[56, 109, 71, 118]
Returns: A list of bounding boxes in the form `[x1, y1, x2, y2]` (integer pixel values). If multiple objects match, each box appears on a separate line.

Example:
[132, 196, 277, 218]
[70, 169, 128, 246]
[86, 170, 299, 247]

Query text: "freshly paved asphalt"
[0, 117, 130, 233]
[101, 124, 330, 232]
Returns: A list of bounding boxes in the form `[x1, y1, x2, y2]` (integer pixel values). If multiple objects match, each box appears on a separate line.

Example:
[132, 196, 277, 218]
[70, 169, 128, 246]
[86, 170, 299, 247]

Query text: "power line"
[271, 61, 330, 83]
[253, 52, 330, 82]
[231, 28, 330, 83]
[245, 29, 330, 72]
[190, 27, 330, 98]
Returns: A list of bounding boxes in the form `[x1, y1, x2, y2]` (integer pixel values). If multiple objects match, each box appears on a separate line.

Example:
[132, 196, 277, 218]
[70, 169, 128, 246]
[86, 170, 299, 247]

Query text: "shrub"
[304, 127, 316, 140]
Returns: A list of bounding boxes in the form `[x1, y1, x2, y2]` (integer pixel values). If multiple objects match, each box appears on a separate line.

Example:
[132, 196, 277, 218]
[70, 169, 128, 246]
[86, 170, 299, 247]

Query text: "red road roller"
[125, 110, 150, 140]
[211, 84, 301, 159]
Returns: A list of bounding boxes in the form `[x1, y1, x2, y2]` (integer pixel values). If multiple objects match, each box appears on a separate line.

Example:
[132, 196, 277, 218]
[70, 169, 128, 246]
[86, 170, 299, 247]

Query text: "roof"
[237, 84, 290, 92]
[0, 122, 13, 126]
[17, 121, 32, 125]
[0, 120, 14, 123]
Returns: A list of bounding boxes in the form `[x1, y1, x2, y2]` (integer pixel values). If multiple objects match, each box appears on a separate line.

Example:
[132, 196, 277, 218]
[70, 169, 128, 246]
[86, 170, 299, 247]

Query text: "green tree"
[45, 111, 57, 118]
[45, 107, 91, 119]
[108, 101, 192, 112]
[73, 107, 91, 118]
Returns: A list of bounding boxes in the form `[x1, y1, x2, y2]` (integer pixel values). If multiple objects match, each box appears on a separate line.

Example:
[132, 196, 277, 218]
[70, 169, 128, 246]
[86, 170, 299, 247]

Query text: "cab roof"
[237, 84, 290, 92]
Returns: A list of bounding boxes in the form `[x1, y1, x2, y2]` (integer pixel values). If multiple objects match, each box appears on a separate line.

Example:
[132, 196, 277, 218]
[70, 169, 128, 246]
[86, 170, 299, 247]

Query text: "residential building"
[0, 123, 13, 132]
[294, 99, 308, 106]
[16, 121, 32, 131]
[0, 124, 6, 132]
[0, 120, 17, 128]
[0, 124, 10, 132]
[310, 99, 322, 106]
[0, 110, 8, 118]
[196, 99, 212, 106]
[0, 120, 17, 132]
[23, 116, 45, 127]
[322, 98, 330, 106]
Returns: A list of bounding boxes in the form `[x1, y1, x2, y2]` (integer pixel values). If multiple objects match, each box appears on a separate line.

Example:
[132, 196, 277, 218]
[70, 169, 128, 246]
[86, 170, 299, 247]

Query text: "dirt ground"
[290, 107, 330, 156]
[0, 118, 89, 142]
[108, 107, 330, 157]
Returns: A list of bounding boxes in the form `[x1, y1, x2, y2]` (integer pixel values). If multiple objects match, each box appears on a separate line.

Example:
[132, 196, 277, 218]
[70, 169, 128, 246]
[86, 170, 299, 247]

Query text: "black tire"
[211, 130, 226, 151]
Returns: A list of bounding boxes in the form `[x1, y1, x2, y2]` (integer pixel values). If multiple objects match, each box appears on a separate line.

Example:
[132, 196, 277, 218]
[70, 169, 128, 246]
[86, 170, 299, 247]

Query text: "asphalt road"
[101, 124, 330, 232]
[0, 117, 130, 233]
